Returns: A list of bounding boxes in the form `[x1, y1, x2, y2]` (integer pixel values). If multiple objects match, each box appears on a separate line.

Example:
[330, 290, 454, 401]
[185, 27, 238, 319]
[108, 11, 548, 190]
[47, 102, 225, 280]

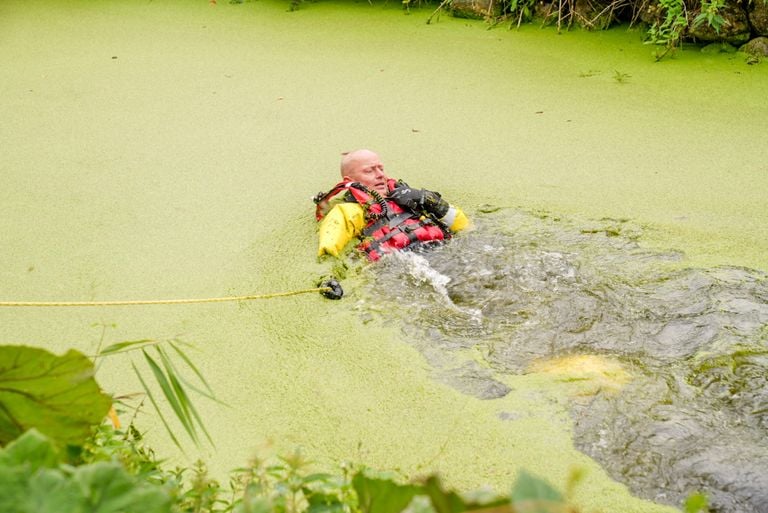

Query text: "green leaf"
[353, 471, 423, 513]
[307, 501, 347, 513]
[422, 475, 468, 513]
[130, 360, 183, 451]
[22, 468, 81, 513]
[510, 470, 563, 513]
[142, 349, 198, 444]
[73, 461, 171, 513]
[0, 464, 36, 513]
[306, 492, 348, 513]
[156, 346, 214, 447]
[234, 495, 272, 513]
[422, 475, 510, 513]
[98, 339, 157, 357]
[0, 459, 171, 513]
[303, 472, 336, 483]
[169, 341, 216, 398]
[0, 430, 81, 513]
[0, 345, 112, 446]
[0, 428, 59, 470]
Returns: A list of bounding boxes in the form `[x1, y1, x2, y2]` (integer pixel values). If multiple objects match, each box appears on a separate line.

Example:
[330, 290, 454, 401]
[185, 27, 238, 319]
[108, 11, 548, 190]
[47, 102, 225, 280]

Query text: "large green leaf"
[353, 471, 424, 513]
[0, 345, 112, 446]
[0, 429, 171, 513]
[18, 468, 81, 513]
[510, 470, 563, 513]
[0, 461, 170, 513]
[422, 475, 510, 513]
[233, 495, 272, 513]
[73, 461, 171, 513]
[0, 464, 35, 512]
[0, 428, 59, 470]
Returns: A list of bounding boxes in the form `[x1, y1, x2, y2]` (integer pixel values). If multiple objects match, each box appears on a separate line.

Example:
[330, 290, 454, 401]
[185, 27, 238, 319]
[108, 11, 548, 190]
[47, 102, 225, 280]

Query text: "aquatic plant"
[2, 339, 721, 512]
[97, 337, 220, 451]
[0, 341, 587, 513]
[612, 69, 632, 82]
[0, 345, 112, 448]
[1, 424, 590, 513]
[692, 0, 727, 32]
[0, 340, 217, 454]
[643, 0, 689, 59]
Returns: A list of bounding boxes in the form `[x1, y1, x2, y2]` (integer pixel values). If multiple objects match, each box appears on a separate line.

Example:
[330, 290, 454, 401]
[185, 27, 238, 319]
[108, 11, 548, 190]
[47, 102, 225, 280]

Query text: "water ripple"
[356, 208, 768, 513]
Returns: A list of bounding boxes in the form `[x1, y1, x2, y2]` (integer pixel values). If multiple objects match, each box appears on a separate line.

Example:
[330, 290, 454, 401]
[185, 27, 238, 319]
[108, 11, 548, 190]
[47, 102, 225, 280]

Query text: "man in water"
[314, 149, 469, 262]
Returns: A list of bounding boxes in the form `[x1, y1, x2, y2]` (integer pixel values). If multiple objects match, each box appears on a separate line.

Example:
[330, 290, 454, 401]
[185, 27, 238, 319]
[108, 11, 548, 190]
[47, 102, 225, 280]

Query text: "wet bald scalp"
[340, 149, 379, 177]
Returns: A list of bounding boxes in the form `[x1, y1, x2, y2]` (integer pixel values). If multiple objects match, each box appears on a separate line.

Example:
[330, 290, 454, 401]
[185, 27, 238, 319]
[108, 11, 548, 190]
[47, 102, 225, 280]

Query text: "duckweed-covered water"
[360, 211, 768, 512]
[2, 1, 768, 512]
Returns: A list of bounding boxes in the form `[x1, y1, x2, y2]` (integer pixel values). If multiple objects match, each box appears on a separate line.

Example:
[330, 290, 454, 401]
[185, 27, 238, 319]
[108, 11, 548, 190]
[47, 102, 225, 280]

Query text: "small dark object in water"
[320, 279, 344, 300]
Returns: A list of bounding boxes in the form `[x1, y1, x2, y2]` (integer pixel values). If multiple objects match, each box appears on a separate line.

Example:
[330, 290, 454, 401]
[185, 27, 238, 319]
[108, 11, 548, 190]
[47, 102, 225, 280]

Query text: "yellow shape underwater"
[528, 354, 631, 395]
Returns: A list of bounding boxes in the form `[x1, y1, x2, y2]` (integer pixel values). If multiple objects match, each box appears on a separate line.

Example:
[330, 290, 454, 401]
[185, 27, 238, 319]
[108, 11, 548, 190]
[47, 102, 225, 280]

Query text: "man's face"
[344, 153, 390, 195]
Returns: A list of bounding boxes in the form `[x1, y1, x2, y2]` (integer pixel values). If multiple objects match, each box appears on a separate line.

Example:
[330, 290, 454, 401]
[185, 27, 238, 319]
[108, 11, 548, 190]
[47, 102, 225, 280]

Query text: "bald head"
[340, 149, 379, 175]
[340, 149, 391, 195]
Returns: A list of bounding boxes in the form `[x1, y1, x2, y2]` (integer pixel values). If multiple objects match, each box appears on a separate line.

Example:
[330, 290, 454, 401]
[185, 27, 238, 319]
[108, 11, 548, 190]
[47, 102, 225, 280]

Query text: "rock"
[741, 36, 768, 56]
[688, 2, 751, 45]
[700, 41, 738, 53]
[748, 0, 768, 36]
[449, 0, 501, 19]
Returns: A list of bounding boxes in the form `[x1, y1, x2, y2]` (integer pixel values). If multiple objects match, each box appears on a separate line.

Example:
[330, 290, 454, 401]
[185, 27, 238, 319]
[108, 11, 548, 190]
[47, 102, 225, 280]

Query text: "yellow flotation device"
[314, 180, 469, 258]
[317, 202, 366, 257]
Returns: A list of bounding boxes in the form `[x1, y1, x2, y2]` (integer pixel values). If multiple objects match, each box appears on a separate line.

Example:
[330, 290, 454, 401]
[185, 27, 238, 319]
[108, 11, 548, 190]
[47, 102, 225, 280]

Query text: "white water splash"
[389, 251, 483, 323]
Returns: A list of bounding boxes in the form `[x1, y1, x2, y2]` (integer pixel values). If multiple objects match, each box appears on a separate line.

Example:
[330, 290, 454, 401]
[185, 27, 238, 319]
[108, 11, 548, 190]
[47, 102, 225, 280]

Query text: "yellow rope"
[0, 287, 330, 307]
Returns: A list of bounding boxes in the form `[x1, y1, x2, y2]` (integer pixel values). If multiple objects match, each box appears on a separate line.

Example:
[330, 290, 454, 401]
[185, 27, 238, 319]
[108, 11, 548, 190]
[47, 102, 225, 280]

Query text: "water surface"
[362, 210, 768, 512]
[1, 1, 767, 512]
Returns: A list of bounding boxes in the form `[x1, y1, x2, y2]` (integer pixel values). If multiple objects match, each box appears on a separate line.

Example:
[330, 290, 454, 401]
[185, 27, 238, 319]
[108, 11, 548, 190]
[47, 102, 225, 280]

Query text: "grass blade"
[142, 349, 199, 445]
[156, 347, 216, 448]
[130, 360, 183, 452]
[99, 339, 158, 357]
[169, 341, 216, 397]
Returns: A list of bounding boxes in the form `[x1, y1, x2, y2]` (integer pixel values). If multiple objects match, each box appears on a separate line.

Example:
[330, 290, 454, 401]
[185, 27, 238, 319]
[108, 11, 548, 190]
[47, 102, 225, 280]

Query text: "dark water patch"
[355, 208, 768, 512]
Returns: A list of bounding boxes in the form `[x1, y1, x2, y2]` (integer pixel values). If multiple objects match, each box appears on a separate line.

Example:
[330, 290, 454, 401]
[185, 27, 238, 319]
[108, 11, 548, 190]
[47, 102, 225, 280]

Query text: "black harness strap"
[362, 212, 413, 238]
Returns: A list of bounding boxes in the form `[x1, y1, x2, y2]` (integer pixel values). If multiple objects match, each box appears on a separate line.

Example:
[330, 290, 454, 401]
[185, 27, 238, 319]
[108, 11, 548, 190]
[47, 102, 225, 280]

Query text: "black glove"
[319, 278, 343, 300]
[388, 187, 449, 218]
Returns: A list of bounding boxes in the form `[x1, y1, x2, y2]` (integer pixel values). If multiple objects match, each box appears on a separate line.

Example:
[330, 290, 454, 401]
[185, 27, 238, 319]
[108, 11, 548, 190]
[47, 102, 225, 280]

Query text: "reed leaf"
[156, 346, 215, 447]
[169, 340, 216, 397]
[130, 359, 183, 451]
[165, 341, 230, 407]
[99, 339, 157, 357]
[142, 349, 199, 445]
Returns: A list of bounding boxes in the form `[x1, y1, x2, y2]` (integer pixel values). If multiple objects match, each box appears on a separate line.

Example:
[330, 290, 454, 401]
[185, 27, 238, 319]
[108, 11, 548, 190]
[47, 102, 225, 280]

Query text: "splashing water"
[386, 251, 483, 323]
[356, 208, 768, 513]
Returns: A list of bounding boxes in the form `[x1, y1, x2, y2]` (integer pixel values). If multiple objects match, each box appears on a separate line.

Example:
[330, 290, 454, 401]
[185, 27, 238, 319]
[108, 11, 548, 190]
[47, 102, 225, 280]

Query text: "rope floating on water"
[0, 287, 331, 307]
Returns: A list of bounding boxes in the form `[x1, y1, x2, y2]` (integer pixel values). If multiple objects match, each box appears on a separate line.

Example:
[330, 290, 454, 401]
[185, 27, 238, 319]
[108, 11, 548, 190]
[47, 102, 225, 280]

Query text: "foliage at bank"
[436, 0, 766, 51]
[438, 0, 768, 59]
[0, 343, 713, 512]
[0, 344, 597, 513]
[279, 0, 768, 61]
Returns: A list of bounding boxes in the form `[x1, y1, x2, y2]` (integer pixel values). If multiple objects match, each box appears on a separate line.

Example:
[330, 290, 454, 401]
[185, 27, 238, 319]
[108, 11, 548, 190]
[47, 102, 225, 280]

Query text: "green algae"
[1, 1, 766, 512]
